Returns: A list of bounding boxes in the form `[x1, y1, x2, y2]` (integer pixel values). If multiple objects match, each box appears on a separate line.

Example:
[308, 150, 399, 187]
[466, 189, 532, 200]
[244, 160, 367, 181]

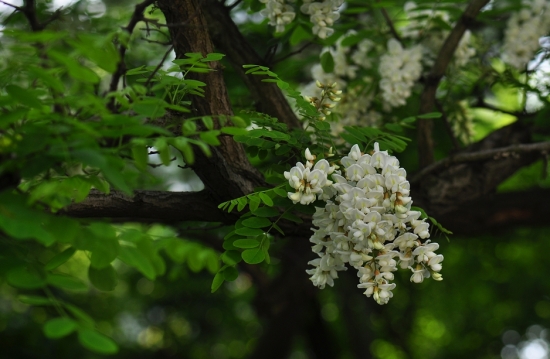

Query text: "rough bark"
[64, 189, 234, 224]
[157, 0, 265, 203]
[201, 0, 302, 129]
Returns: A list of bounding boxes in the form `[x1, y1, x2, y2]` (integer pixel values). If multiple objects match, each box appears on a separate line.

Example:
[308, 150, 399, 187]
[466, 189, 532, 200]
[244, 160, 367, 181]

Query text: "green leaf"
[231, 116, 248, 128]
[47, 274, 88, 291]
[132, 145, 149, 171]
[290, 25, 312, 46]
[0, 108, 28, 128]
[282, 212, 303, 223]
[88, 265, 118, 291]
[237, 197, 247, 212]
[43, 317, 77, 339]
[235, 227, 265, 236]
[417, 112, 442, 119]
[242, 217, 272, 229]
[218, 201, 230, 210]
[273, 187, 288, 197]
[118, 246, 156, 280]
[87, 224, 119, 269]
[200, 130, 221, 146]
[249, 197, 261, 212]
[272, 223, 285, 236]
[71, 35, 120, 73]
[259, 193, 274, 206]
[211, 272, 225, 293]
[233, 239, 261, 249]
[78, 329, 118, 355]
[48, 50, 100, 84]
[314, 120, 331, 131]
[320, 51, 335, 73]
[65, 304, 94, 326]
[6, 85, 43, 109]
[252, 206, 279, 217]
[182, 120, 197, 135]
[221, 127, 248, 136]
[384, 123, 403, 133]
[132, 97, 167, 118]
[45, 247, 77, 271]
[201, 53, 225, 62]
[242, 248, 265, 264]
[222, 266, 239, 281]
[18, 295, 53, 306]
[221, 250, 242, 265]
[26, 65, 65, 92]
[154, 137, 172, 166]
[202, 116, 214, 130]
[7, 267, 46, 289]
[172, 137, 195, 164]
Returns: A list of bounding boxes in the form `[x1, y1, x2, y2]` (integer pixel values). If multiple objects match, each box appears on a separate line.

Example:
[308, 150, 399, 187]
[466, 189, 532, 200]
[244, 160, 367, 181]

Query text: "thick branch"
[411, 121, 541, 217]
[417, 0, 490, 168]
[201, 0, 302, 129]
[437, 188, 550, 235]
[157, 0, 265, 203]
[411, 141, 550, 183]
[65, 189, 234, 224]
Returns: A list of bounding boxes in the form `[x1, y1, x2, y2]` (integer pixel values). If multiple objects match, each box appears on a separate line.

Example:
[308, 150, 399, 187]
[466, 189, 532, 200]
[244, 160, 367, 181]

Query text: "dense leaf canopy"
[0, 0, 549, 358]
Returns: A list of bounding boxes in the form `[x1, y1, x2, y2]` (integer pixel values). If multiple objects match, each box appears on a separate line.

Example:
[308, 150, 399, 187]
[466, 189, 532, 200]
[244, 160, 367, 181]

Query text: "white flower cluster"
[300, 33, 382, 133]
[301, 0, 344, 39]
[302, 144, 443, 305]
[284, 148, 336, 205]
[502, 0, 550, 70]
[379, 39, 423, 110]
[259, 0, 296, 33]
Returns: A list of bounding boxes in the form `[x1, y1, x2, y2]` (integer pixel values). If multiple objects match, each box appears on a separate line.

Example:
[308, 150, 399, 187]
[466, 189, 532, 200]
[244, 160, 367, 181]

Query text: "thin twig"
[108, 0, 156, 101]
[3, 0, 62, 31]
[380, 7, 403, 44]
[227, 0, 244, 10]
[411, 141, 550, 183]
[0, 1, 20, 10]
[273, 42, 314, 65]
[144, 44, 175, 88]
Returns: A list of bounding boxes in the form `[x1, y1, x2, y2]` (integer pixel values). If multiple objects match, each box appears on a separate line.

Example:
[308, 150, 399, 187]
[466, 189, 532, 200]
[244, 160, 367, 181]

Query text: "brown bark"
[157, 0, 264, 203]
[201, 0, 302, 130]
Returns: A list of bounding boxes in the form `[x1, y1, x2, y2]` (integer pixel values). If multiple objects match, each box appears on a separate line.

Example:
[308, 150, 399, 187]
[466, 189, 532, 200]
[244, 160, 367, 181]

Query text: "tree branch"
[2, 0, 62, 31]
[411, 121, 542, 218]
[417, 0, 490, 168]
[157, 0, 265, 203]
[411, 141, 550, 183]
[64, 189, 235, 224]
[108, 0, 156, 96]
[201, 0, 302, 130]
[437, 188, 550, 235]
[380, 7, 402, 44]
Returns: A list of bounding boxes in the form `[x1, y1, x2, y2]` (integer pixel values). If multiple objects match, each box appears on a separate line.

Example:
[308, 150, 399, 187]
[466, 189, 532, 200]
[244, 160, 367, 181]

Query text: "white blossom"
[301, 0, 343, 39]
[378, 39, 423, 110]
[260, 0, 296, 33]
[284, 149, 334, 205]
[502, 0, 550, 69]
[298, 143, 443, 304]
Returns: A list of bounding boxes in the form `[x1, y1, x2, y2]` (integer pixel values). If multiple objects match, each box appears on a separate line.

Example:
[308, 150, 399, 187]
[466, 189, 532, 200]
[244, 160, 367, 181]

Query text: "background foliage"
[0, 0, 549, 358]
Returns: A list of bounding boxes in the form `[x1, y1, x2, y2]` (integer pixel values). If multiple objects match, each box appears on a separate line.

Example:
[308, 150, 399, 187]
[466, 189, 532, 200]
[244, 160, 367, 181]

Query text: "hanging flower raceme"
[284, 148, 336, 205]
[301, 143, 443, 305]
